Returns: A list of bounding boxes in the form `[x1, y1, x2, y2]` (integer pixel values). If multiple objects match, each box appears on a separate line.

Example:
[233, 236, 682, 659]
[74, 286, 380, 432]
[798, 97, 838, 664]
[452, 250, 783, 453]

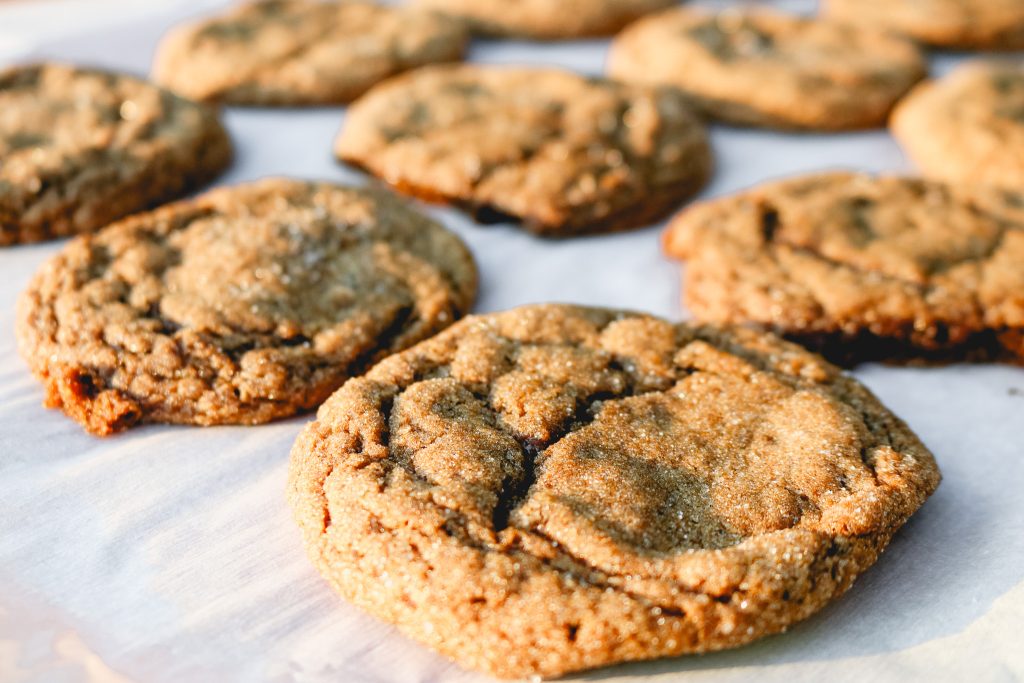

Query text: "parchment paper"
[2, 1, 1022, 681]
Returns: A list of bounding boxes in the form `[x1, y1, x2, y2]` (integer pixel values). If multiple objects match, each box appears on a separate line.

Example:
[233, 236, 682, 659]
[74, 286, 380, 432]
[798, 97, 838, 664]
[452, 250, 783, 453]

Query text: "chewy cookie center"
[160, 210, 414, 345]
[515, 368, 878, 562]
[379, 316, 889, 571]
[762, 182, 1007, 284]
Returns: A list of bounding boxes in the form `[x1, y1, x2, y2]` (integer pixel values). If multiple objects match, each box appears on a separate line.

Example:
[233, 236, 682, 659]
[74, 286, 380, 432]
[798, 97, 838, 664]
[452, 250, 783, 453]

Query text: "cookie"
[823, 0, 1024, 50]
[152, 0, 468, 106]
[288, 303, 940, 679]
[411, 0, 676, 40]
[335, 65, 712, 236]
[892, 61, 1024, 193]
[607, 8, 926, 131]
[663, 172, 1024, 366]
[0, 63, 231, 246]
[16, 178, 477, 436]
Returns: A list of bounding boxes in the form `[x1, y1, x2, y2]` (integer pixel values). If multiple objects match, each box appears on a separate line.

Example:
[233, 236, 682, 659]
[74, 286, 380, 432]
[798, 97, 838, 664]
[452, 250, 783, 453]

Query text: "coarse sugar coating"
[664, 172, 1024, 366]
[288, 303, 940, 678]
[17, 178, 477, 435]
[335, 64, 712, 236]
[0, 63, 231, 245]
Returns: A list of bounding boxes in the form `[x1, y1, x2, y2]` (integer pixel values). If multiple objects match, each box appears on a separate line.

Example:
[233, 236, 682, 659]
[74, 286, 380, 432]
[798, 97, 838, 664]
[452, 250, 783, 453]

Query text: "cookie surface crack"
[491, 437, 540, 532]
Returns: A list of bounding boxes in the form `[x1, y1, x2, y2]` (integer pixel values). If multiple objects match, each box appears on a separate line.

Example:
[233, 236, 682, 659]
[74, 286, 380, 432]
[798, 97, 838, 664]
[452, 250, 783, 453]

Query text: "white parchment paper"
[1, 2, 1022, 681]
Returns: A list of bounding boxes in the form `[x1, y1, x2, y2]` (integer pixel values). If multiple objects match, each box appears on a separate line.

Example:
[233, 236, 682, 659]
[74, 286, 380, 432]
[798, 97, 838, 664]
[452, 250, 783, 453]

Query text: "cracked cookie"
[288, 303, 940, 678]
[335, 64, 712, 236]
[607, 8, 926, 130]
[152, 0, 468, 106]
[823, 0, 1024, 50]
[410, 0, 676, 39]
[0, 63, 231, 246]
[664, 172, 1024, 366]
[16, 178, 477, 436]
[892, 62, 1024, 193]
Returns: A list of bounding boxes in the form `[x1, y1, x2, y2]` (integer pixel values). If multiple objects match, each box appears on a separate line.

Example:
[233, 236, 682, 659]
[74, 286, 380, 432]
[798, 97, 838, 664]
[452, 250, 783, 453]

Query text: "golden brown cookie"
[892, 61, 1024, 193]
[0, 63, 231, 246]
[17, 178, 476, 436]
[823, 0, 1024, 50]
[411, 0, 676, 39]
[335, 64, 712, 236]
[288, 303, 940, 679]
[664, 172, 1024, 366]
[607, 8, 926, 130]
[152, 0, 468, 106]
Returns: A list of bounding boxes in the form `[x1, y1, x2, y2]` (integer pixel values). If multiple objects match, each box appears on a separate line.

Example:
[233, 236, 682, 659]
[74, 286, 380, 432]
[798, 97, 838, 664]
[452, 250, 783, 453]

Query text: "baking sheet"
[1, 1, 1023, 681]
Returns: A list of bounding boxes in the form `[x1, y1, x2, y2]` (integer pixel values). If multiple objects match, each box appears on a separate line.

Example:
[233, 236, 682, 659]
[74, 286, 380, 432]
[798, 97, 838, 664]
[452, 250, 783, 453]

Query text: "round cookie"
[335, 65, 712, 236]
[607, 8, 926, 131]
[17, 178, 477, 436]
[411, 0, 677, 40]
[153, 0, 468, 106]
[823, 0, 1024, 50]
[663, 172, 1024, 366]
[0, 63, 231, 246]
[892, 62, 1024, 193]
[288, 303, 940, 679]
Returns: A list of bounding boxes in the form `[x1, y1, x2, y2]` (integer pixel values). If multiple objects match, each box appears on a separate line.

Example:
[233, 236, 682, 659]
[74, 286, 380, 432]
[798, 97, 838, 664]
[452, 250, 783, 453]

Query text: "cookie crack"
[350, 304, 415, 373]
[484, 384, 677, 534]
[355, 492, 714, 617]
[524, 526, 683, 604]
[491, 437, 541, 533]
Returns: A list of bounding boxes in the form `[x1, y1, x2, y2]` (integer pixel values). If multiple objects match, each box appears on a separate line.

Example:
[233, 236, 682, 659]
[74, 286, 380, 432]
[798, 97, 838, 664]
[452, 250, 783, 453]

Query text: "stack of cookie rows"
[3, 0, 1022, 678]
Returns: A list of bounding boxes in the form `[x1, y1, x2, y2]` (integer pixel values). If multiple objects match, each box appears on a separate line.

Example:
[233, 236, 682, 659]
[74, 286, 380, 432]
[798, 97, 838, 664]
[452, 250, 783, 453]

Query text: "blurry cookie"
[0, 63, 231, 246]
[823, 0, 1024, 50]
[664, 172, 1024, 365]
[608, 8, 926, 130]
[335, 65, 712, 236]
[153, 0, 468, 105]
[411, 0, 676, 39]
[17, 178, 476, 435]
[288, 303, 940, 678]
[892, 61, 1024, 192]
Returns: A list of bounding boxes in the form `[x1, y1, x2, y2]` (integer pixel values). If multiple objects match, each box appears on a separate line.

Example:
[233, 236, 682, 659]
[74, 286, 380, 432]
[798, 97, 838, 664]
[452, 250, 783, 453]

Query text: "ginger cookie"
[0, 63, 231, 246]
[288, 303, 940, 679]
[892, 61, 1024, 193]
[153, 0, 468, 106]
[17, 178, 477, 436]
[335, 64, 712, 236]
[607, 8, 926, 131]
[411, 0, 676, 40]
[663, 172, 1024, 366]
[823, 0, 1024, 50]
